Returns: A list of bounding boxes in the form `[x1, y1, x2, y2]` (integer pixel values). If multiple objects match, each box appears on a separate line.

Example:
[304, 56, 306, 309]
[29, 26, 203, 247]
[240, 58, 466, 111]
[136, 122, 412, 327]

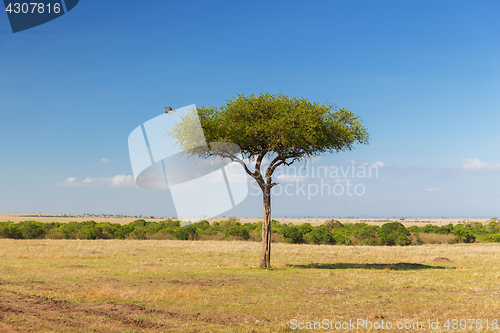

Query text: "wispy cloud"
[100, 158, 110, 163]
[461, 158, 500, 172]
[57, 175, 135, 187]
[424, 188, 439, 192]
[276, 174, 307, 183]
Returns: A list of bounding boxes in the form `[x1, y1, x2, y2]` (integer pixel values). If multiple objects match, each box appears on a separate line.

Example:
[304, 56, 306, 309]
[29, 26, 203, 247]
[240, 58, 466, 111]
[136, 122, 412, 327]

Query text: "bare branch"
[216, 152, 267, 192]
[267, 160, 286, 179]
[228, 155, 258, 179]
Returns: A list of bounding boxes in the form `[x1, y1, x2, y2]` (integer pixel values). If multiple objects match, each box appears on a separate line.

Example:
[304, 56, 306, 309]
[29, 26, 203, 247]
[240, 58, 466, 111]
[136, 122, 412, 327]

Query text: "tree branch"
[226, 154, 258, 179]
[214, 151, 267, 192]
[254, 149, 268, 179]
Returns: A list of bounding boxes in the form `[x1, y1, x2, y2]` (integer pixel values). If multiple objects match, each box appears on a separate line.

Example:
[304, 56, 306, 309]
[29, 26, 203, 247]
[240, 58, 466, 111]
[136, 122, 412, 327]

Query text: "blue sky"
[1, 0, 499, 218]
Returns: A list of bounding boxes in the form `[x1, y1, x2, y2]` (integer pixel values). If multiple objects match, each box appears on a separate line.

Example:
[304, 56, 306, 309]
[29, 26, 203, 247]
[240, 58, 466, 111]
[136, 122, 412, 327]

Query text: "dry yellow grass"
[0, 239, 499, 332]
[0, 213, 492, 226]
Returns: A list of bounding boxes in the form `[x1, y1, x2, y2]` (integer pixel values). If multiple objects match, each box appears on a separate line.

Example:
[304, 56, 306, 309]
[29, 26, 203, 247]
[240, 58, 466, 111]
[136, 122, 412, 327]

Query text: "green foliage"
[485, 221, 500, 234]
[478, 233, 500, 242]
[324, 219, 343, 230]
[170, 92, 370, 161]
[1, 218, 500, 245]
[173, 225, 197, 240]
[353, 224, 381, 245]
[452, 225, 476, 243]
[19, 220, 46, 239]
[0, 222, 22, 239]
[282, 226, 304, 244]
[308, 226, 335, 245]
[379, 222, 411, 246]
[224, 225, 250, 240]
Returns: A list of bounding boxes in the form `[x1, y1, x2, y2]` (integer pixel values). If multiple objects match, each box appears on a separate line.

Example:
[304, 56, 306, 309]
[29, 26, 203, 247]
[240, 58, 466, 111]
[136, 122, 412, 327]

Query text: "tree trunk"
[259, 188, 272, 268]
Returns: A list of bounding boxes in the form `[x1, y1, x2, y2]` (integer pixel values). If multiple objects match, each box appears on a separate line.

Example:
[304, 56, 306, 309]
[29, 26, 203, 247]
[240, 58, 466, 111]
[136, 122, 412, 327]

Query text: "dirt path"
[0, 288, 237, 332]
[0, 291, 170, 332]
[0, 322, 22, 333]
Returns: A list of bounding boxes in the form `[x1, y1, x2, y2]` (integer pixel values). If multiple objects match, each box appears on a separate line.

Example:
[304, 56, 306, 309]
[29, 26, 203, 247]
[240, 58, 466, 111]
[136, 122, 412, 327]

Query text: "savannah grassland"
[0, 240, 499, 332]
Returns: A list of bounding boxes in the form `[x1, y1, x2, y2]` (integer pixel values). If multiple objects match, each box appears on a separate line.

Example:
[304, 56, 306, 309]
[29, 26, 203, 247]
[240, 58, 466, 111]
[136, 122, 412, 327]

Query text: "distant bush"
[478, 233, 500, 242]
[379, 222, 411, 246]
[308, 226, 335, 245]
[19, 220, 46, 239]
[452, 225, 476, 243]
[282, 226, 304, 244]
[353, 224, 381, 245]
[224, 225, 250, 240]
[173, 225, 197, 240]
[0, 217, 499, 246]
[0, 223, 22, 239]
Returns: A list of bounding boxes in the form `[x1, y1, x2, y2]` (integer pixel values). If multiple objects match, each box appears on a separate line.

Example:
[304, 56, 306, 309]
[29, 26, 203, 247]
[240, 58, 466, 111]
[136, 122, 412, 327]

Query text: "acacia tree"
[171, 92, 369, 268]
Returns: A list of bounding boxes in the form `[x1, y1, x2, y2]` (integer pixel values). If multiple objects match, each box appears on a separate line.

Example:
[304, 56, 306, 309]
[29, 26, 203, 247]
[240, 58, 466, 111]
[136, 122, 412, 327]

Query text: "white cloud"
[424, 188, 439, 192]
[276, 174, 307, 183]
[110, 175, 135, 187]
[100, 158, 110, 163]
[57, 175, 136, 187]
[324, 178, 350, 184]
[371, 161, 385, 167]
[307, 156, 323, 163]
[462, 158, 500, 172]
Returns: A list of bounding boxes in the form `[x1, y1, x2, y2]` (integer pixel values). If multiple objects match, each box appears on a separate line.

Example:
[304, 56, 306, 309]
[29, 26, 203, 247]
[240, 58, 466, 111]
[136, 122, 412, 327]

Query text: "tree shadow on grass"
[288, 262, 454, 270]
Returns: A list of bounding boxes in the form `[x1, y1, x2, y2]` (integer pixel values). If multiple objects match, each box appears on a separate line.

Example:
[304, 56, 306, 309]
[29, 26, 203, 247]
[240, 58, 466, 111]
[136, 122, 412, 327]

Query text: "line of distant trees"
[0, 218, 499, 245]
[17, 214, 165, 219]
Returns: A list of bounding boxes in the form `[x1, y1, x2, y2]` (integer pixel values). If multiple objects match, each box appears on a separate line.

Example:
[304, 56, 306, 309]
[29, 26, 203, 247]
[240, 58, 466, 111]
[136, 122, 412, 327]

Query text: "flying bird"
[164, 106, 176, 114]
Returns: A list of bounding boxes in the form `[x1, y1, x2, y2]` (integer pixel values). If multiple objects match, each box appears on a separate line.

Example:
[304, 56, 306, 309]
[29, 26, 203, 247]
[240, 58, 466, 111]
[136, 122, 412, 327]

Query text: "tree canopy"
[183, 92, 368, 158]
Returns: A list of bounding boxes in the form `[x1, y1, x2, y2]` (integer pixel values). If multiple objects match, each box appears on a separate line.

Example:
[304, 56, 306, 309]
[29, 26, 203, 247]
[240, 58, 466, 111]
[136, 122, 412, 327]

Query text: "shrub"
[324, 219, 343, 230]
[331, 232, 352, 245]
[282, 226, 304, 244]
[173, 226, 197, 240]
[407, 225, 419, 233]
[479, 233, 500, 243]
[19, 220, 46, 239]
[452, 226, 476, 243]
[3, 218, 497, 245]
[379, 222, 411, 246]
[243, 223, 259, 232]
[45, 230, 65, 239]
[58, 222, 82, 239]
[0, 223, 22, 239]
[130, 227, 147, 240]
[297, 223, 313, 235]
[219, 217, 241, 229]
[249, 230, 261, 242]
[149, 228, 174, 240]
[224, 225, 250, 240]
[159, 219, 181, 228]
[485, 221, 500, 234]
[192, 220, 210, 231]
[353, 225, 381, 245]
[308, 226, 334, 245]
[129, 219, 147, 227]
